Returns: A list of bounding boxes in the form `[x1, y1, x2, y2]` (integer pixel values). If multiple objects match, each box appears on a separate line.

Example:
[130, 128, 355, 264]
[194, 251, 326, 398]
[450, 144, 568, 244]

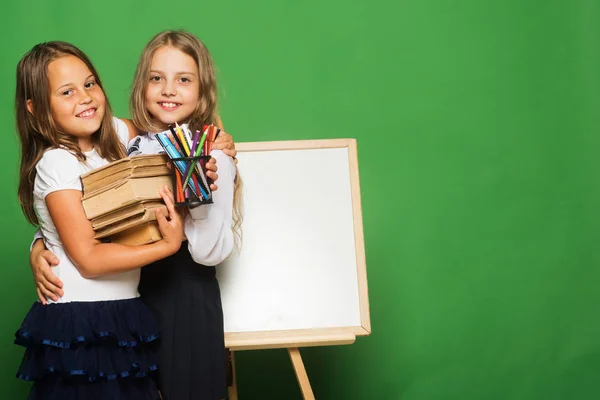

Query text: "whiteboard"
[217, 139, 370, 350]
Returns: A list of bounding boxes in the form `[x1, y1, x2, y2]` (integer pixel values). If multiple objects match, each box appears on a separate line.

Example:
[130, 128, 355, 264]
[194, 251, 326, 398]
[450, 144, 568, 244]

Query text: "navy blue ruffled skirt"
[15, 298, 161, 400]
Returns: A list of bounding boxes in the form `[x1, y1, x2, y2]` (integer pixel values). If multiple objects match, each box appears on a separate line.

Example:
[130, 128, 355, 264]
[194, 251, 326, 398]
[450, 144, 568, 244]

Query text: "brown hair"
[131, 30, 243, 252]
[15, 41, 126, 225]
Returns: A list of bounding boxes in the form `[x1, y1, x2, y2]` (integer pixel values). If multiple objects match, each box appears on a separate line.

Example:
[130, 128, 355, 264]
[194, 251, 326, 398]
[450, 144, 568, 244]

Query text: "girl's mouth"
[158, 102, 181, 111]
[76, 108, 97, 118]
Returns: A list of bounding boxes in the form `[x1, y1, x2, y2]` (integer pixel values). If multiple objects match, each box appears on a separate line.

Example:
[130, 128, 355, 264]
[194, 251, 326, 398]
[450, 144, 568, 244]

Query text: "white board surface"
[217, 139, 370, 350]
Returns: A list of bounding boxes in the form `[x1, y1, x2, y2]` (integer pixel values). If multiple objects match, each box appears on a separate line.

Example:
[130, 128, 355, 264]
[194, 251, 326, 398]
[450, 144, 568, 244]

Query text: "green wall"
[1, 0, 599, 398]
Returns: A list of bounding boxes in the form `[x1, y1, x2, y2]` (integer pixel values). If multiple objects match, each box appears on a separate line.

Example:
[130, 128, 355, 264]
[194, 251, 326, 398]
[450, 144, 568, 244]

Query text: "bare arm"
[46, 185, 182, 278]
[121, 118, 141, 142]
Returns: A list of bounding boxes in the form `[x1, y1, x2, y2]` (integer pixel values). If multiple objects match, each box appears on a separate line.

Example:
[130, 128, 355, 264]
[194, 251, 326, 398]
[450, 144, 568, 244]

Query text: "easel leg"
[288, 348, 315, 400]
[228, 350, 239, 400]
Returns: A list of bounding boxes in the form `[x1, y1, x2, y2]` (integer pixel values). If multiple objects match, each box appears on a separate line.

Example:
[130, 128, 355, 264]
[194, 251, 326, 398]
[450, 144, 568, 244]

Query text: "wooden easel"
[227, 351, 238, 400]
[226, 330, 359, 399]
[227, 348, 314, 400]
[287, 348, 315, 399]
[220, 140, 371, 399]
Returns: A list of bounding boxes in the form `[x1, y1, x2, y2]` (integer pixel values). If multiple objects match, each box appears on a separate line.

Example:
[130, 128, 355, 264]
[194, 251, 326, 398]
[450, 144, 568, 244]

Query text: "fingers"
[41, 268, 64, 293]
[47, 274, 64, 291]
[33, 254, 64, 302]
[221, 142, 235, 149]
[222, 148, 238, 159]
[154, 206, 170, 234]
[155, 186, 184, 250]
[36, 287, 46, 305]
[213, 132, 233, 145]
[41, 250, 60, 266]
[206, 158, 218, 173]
[37, 281, 60, 302]
[212, 133, 235, 151]
[206, 170, 219, 182]
[156, 185, 182, 240]
[159, 185, 176, 219]
[213, 132, 228, 143]
[39, 268, 64, 298]
[206, 157, 219, 189]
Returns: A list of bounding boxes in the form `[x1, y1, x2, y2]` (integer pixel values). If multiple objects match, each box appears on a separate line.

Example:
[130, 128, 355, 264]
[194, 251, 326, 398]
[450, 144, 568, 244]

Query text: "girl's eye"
[180, 77, 190, 83]
[84, 81, 95, 89]
[62, 89, 74, 96]
[150, 76, 162, 82]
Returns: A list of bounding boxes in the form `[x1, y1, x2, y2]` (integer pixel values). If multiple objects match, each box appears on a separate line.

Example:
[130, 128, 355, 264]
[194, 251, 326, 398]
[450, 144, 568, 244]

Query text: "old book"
[111, 221, 162, 245]
[82, 175, 173, 220]
[81, 154, 169, 193]
[83, 165, 171, 195]
[94, 205, 167, 239]
[91, 201, 165, 230]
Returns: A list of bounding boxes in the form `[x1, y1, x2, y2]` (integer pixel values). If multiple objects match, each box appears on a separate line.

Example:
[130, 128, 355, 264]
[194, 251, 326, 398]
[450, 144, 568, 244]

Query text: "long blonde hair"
[15, 41, 126, 225]
[130, 30, 243, 252]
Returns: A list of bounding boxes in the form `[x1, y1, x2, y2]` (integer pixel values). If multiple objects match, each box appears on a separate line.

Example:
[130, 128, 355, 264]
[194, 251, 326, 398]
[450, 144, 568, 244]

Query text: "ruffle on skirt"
[28, 375, 160, 400]
[15, 298, 160, 385]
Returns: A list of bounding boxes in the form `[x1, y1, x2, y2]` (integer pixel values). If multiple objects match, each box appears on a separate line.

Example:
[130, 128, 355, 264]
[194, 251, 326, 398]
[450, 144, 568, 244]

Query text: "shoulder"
[35, 149, 83, 196]
[126, 133, 154, 156]
[38, 148, 80, 170]
[127, 132, 165, 156]
[113, 117, 140, 145]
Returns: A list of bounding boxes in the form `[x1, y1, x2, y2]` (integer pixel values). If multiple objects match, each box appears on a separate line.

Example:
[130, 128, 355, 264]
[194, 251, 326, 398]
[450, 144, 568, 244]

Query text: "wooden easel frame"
[225, 139, 370, 399]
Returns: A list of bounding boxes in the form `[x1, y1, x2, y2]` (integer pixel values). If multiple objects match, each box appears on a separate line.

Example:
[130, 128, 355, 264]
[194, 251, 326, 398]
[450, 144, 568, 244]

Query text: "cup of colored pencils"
[155, 122, 220, 207]
[171, 154, 212, 207]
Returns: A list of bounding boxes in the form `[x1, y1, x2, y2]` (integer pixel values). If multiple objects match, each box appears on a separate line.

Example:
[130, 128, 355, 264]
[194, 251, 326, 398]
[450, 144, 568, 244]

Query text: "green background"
[1, 0, 599, 398]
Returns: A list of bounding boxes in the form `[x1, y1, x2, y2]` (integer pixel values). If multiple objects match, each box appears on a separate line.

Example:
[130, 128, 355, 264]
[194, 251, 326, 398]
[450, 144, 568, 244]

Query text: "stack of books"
[80, 154, 172, 245]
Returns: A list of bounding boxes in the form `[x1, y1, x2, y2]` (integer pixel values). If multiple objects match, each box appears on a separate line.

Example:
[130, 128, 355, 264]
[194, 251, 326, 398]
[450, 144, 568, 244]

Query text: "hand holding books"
[78, 122, 221, 245]
[80, 154, 173, 245]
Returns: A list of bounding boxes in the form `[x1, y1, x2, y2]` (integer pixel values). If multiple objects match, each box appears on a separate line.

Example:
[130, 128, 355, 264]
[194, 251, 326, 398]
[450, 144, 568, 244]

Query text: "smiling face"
[144, 45, 200, 130]
[46, 55, 105, 150]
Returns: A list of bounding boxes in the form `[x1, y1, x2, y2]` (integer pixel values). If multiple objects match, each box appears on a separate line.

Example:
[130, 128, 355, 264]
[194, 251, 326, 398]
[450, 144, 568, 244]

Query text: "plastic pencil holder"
[170, 155, 213, 207]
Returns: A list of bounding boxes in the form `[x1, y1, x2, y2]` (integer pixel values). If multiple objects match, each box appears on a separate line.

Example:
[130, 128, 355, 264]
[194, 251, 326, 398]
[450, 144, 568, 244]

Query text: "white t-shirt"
[35, 118, 139, 303]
